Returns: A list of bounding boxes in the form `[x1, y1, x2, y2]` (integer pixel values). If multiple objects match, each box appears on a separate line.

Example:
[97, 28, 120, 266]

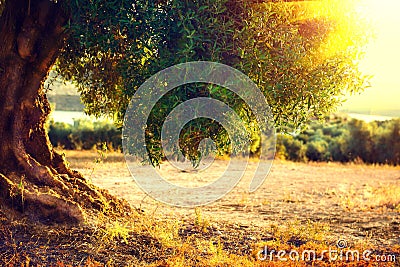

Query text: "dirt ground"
[68, 150, 400, 249]
[1, 150, 399, 266]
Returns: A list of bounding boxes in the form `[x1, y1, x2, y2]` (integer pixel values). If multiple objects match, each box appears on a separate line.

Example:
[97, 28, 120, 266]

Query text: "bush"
[328, 134, 350, 162]
[306, 140, 330, 161]
[48, 121, 74, 149]
[48, 119, 121, 150]
[277, 134, 307, 162]
[48, 114, 400, 166]
[276, 115, 400, 165]
[374, 119, 400, 165]
[346, 119, 374, 163]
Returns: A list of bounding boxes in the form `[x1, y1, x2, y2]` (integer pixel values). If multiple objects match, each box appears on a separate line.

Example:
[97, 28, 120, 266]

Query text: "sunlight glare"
[343, 0, 400, 111]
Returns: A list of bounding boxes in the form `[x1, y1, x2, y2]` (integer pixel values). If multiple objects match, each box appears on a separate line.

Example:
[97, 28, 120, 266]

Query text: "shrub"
[48, 114, 400, 166]
[48, 119, 121, 150]
[374, 119, 400, 165]
[306, 140, 330, 161]
[278, 134, 307, 162]
[328, 134, 350, 162]
[346, 119, 374, 163]
[48, 121, 74, 149]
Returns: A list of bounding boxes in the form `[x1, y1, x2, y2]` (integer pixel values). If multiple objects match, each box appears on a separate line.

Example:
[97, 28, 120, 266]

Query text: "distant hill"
[47, 94, 84, 112]
[339, 107, 400, 118]
[45, 73, 84, 111]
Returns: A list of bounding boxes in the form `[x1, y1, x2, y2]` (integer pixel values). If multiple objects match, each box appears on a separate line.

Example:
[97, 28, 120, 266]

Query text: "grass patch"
[1, 211, 398, 266]
[338, 184, 400, 211]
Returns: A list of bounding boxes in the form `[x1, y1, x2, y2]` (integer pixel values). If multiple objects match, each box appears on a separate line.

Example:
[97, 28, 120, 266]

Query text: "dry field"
[1, 149, 399, 266]
[69, 150, 400, 248]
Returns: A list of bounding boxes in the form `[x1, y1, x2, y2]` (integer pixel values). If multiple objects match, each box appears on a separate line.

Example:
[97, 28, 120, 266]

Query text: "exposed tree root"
[0, 167, 133, 224]
[0, 70, 133, 225]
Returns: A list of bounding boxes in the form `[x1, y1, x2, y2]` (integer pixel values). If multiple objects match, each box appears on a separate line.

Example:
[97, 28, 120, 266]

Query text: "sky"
[340, 0, 400, 115]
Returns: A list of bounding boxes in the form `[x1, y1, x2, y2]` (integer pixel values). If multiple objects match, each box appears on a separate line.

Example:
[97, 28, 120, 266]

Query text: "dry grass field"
[1, 150, 399, 266]
[68, 151, 400, 246]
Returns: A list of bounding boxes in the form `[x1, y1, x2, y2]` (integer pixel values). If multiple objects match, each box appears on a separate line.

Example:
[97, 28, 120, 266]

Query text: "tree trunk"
[0, 0, 131, 224]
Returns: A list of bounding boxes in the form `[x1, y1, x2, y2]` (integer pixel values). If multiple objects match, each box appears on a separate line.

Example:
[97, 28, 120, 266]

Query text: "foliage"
[49, 115, 400, 165]
[51, 0, 371, 164]
[276, 115, 400, 165]
[276, 134, 306, 162]
[48, 121, 75, 149]
[306, 139, 330, 162]
[48, 119, 121, 150]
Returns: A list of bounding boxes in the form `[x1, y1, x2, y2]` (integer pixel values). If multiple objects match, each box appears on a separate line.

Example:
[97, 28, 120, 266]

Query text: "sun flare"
[343, 0, 400, 112]
[358, 0, 400, 20]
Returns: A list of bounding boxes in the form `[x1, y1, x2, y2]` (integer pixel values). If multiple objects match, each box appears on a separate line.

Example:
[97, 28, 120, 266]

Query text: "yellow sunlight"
[342, 0, 400, 114]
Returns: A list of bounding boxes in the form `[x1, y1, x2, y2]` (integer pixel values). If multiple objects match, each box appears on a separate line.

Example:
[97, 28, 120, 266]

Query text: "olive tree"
[0, 0, 369, 223]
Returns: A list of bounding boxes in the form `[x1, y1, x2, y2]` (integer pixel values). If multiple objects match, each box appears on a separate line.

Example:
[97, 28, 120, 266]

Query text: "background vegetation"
[48, 115, 400, 165]
[48, 119, 121, 150]
[276, 115, 400, 165]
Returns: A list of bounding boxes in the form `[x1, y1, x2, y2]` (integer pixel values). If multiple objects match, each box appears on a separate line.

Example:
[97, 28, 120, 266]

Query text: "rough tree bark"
[0, 0, 131, 224]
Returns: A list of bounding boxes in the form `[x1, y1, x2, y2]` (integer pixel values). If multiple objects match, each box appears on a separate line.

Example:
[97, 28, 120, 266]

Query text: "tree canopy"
[51, 0, 370, 162]
[54, 1, 368, 116]
[0, 0, 370, 151]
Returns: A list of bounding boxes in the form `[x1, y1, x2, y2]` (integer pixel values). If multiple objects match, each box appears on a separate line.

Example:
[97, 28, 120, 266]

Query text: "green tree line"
[49, 115, 400, 165]
[276, 116, 400, 165]
[48, 119, 121, 150]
